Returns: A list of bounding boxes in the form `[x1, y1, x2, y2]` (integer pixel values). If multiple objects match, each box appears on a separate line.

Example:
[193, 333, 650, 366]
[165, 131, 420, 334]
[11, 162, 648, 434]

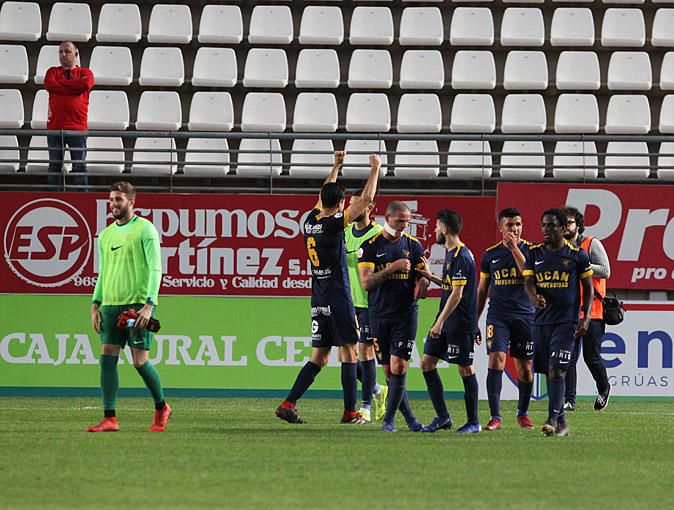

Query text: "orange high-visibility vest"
[580, 236, 606, 320]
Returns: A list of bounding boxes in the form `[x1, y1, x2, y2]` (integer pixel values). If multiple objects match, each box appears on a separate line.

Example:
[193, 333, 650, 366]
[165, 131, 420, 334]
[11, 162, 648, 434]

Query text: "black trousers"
[565, 319, 610, 403]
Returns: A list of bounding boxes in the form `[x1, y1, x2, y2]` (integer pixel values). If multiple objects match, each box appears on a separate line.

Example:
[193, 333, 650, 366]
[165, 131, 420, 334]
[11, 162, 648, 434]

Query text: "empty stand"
[184, 138, 230, 176]
[293, 93, 338, 132]
[88, 91, 130, 130]
[652, 9, 674, 47]
[400, 50, 444, 89]
[350, 7, 394, 45]
[447, 141, 493, 179]
[605, 95, 651, 134]
[661, 53, 674, 90]
[97, 3, 141, 43]
[289, 139, 335, 178]
[0, 89, 23, 128]
[555, 52, 600, 90]
[394, 140, 440, 179]
[348, 50, 393, 89]
[198, 5, 243, 44]
[241, 93, 286, 132]
[399, 7, 443, 46]
[450, 8, 494, 46]
[86, 137, 125, 174]
[248, 5, 293, 45]
[295, 50, 340, 89]
[553, 141, 598, 179]
[501, 8, 545, 46]
[89, 46, 133, 86]
[47, 3, 92, 42]
[243, 49, 289, 88]
[396, 94, 442, 133]
[550, 8, 595, 46]
[554, 94, 599, 133]
[451, 51, 495, 90]
[450, 95, 496, 133]
[30, 89, 48, 129]
[604, 142, 650, 179]
[657, 142, 674, 179]
[503, 51, 548, 90]
[147, 4, 192, 44]
[139, 47, 184, 87]
[0, 2, 41, 41]
[188, 92, 234, 131]
[132, 137, 177, 175]
[0, 136, 19, 172]
[135, 92, 182, 131]
[346, 94, 391, 132]
[192, 48, 237, 87]
[501, 94, 546, 133]
[601, 9, 645, 47]
[236, 138, 282, 177]
[342, 140, 387, 178]
[607, 52, 652, 90]
[500, 141, 546, 180]
[0, 45, 28, 83]
[299, 6, 343, 45]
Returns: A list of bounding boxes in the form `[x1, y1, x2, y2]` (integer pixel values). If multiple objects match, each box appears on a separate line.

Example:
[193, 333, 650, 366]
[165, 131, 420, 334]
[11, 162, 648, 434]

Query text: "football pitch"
[1, 397, 672, 509]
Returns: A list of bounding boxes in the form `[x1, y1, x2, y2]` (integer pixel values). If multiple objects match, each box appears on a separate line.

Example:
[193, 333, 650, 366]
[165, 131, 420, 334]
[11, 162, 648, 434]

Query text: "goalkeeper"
[87, 181, 170, 432]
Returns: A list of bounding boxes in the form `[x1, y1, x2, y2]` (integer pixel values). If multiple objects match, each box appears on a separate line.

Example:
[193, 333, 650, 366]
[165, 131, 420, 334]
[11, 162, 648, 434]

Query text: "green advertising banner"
[0, 294, 465, 397]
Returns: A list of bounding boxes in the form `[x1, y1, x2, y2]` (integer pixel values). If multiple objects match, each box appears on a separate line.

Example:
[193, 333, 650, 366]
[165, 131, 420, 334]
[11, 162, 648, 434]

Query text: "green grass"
[1, 397, 672, 509]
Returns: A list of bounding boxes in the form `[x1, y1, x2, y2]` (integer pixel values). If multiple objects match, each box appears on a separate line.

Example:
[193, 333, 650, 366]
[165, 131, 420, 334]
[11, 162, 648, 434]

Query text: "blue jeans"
[47, 135, 88, 191]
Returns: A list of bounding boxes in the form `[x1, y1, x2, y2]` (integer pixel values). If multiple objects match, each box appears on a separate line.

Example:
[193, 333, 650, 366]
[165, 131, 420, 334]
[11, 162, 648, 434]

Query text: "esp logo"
[4, 199, 92, 287]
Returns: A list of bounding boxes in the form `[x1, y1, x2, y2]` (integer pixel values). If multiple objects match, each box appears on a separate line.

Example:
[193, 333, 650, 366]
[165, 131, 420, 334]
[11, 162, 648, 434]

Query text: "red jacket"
[44, 66, 94, 130]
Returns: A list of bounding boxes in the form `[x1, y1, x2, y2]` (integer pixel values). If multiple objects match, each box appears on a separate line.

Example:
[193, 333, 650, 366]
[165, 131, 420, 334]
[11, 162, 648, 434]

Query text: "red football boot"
[87, 417, 119, 432]
[341, 410, 367, 424]
[517, 415, 534, 429]
[149, 403, 172, 432]
[275, 401, 306, 424]
[485, 418, 502, 431]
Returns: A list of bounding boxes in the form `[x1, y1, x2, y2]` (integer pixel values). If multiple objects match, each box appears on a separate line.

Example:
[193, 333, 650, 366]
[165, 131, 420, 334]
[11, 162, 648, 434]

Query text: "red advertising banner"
[497, 183, 674, 290]
[1, 193, 497, 296]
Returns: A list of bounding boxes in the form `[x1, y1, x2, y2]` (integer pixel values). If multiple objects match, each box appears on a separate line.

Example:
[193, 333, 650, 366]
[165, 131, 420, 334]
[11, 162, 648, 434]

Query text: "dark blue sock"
[341, 362, 357, 413]
[398, 389, 417, 425]
[384, 373, 406, 423]
[462, 373, 479, 424]
[423, 369, 449, 419]
[487, 368, 503, 419]
[356, 359, 363, 383]
[548, 376, 565, 423]
[361, 359, 376, 406]
[517, 379, 533, 416]
[286, 361, 321, 404]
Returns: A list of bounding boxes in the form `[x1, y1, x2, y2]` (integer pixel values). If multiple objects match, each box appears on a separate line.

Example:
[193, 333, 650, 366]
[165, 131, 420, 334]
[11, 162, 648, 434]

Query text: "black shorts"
[310, 297, 359, 348]
[424, 325, 476, 366]
[370, 312, 418, 364]
[486, 313, 534, 360]
[533, 322, 575, 374]
[355, 307, 373, 345]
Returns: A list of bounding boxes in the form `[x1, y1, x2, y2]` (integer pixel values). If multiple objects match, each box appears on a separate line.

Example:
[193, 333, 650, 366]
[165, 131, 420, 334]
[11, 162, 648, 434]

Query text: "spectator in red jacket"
[44, 41, 94, 190]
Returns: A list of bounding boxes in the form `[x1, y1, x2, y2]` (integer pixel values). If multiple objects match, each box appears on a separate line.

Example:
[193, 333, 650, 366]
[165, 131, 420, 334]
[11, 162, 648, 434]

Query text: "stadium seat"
[139, 47, 184, 87]
[0, 45, 28, 83]
[192, 48, 237, 87]
[0, 136, 19, 172]
[555, 52, 600, 90]
[147, 4, 192, 44]
[241, 93, 286, 132]
[501, 94, 546, 134]
[604, 142, 650, 179]
[348, 50, 393, 89]
[554, 94, 599, 133]
[346, 94, 391, 132]
[451, 51, 496, 90]
[289, 139, 335, 178]
[501, 8, 544, 46]
[397, 94, 442, 133]
[184, 138, 230, 176]
[293, 93, 338, 132]
[399, 7, 444, 46]
[350, 6, 394, 45]
[46, 3, 91, 41]
[342, 140, 387, 178]
[236, 138, 282, 177]
[400, 50, 444, 89]
[657, 142, 674, 179]
[89, 46, 133, 86]
[34, 45, 80, 85]
[97, 4, 141, 43]
[652, 9, 674, 47]
[450, 94, 496, 133]
[132, 137, 177, 175]
[503, 51, 548, 90]
[607, 52, 652, 90]
[447, 141, 493, 179]
[88, 91, 129, 130]
[188, 92, 234, 131]
[26, 136, 71, 173]
[553, 141, 599, 179]
[295, 50, 340, 88]
[394, 140, 440, 179]
[601, 9, 645, 47]
[299, 6, 343, 45]
[550, 8, 594, 47]
[30, 89, 47, 129]
[86, 137, 125, 174]
[198, 5, 243, 44]
[135, 92, 182, 131]
[248, 5, 293, 44]
[0, 2, 41, 41]
[659, 95, 674, 133]
[450, 8, 494, 46]
[500, 141, 546, 180]
[661, 53, 674, 90]
[605, 95, 651, 134]
[243, 49, 289, 88]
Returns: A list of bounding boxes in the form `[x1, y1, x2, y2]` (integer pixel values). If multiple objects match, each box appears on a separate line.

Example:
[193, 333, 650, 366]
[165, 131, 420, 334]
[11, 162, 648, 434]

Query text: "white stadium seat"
[0, 136, 19, 172]
[500, 141, 546, 180]
[295, 50, 340, 88]
[346, 94, 391, 132]
[132, 137, 177, 175]
[236, 138, 282, 177]
[248, 5, 293, 45]
[607, 52, 652, 90]
[348, 50, 392, 89]
[350, 6, 394, 45]
[88, 91, 129, 130]
[661, 53, 674, 90]
[605, 95, 651, 134]
[652, 9, 674, 47]
[184, 138, 230, 176]
[555, 52, 600, 90]
[550, 8, 595, 46]
[34, 45, 80, 85]
[504, 51, 548, 90]
[604, 142, 650, 179]
[188, 92, 234, 131]
[47, 3, 91, 42]
[554, 94, 599, 133]
[243, 49, 288, 88]
[342, 140, 387, 179]
[400, 50, 444, 90]
[241, 93, 286, 132]
[399, 7, 444, 46]
[0, 45, 28, 83]
[86, 137, 125, 174]
[147, 4, 192, 44]
[299, 6, 343, 45]
[0, 2, 41, 41]
[450, 8, 494, 46]
[501, 8, 545, 46]
[450, 94, 496, 133]
[139, 47, 184, 87]
[394, 140, 440, 179]
[198, 5, 243, 44]
[192, 48, 237, 87]
[660, 95, 674, 133]
[657, 142, 674, 179]
[447, 141, 493, 179]
[451, 51, 496, 90]
[397, 94, 442, 133]
[89, 46, 133, 86]
[26, 136, 70, 173]
[289, 139, 335, 178]
[97, 3, 141, 43]
[30, 89, 48, 129]
[601, 9, 645, 47]
[0, 89, 23, 128]
[293, 93, 338, 132]
[135, 92, 182, 131]
[553, 141, 598, 179]
[501, 94, 547, 134]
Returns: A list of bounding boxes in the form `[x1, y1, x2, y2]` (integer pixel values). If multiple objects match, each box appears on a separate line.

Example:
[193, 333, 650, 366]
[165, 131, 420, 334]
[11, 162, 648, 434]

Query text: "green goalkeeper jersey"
[92, 215, 162, 306]
[344, 221, 382, 308]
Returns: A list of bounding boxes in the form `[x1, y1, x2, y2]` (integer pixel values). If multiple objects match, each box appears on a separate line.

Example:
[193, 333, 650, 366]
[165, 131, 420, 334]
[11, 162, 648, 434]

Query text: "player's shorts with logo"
[424, 324, 476, 366]
[370, 312, 418, 364]
[533, 322, 575, 374]
[99, 303, 154, 350]
[310, 297, 359, 348]
[485, 313, 534, 360]
[355, 307, 373, 345]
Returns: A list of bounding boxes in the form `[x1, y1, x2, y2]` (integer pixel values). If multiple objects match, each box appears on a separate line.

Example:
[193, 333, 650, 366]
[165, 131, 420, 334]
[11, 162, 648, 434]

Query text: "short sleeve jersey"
[344, 221, 383, 308]
[440, 244, 478, 333]
[358, 232, 425, 317]
[523, 241, 593, 325]
[480, 241, 535, 317]
[303, 208, 351, 301]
